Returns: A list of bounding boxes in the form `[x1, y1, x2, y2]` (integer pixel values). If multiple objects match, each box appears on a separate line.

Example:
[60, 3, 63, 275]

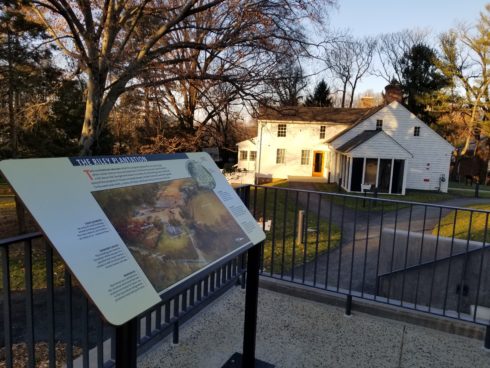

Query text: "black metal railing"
[0, 231, 245, 367]
[244, 184, 490, 330]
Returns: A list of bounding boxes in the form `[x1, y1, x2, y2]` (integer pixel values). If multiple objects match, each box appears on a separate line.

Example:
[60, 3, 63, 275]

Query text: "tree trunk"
[341, 81, 347, 108]
[79, 73, 117, 156]
[460, 133, 471, 156]
[7, 29, 17, 157]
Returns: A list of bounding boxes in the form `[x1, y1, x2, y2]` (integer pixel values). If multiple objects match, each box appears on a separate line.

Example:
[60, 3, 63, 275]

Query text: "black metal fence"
[2, 184, 490, 366]
[244, 184, 490, 329]
[0, 232, 245, 367]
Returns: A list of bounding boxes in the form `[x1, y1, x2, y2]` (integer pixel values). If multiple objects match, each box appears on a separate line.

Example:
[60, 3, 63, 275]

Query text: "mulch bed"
[0, 342, 82, 368]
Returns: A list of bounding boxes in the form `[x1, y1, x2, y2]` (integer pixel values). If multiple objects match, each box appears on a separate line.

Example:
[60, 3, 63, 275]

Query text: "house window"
[414, 126, 420, 136]
[376, 119, 383, 130]
[320, 126, 326, 139]
[277, 124, 287, 137]
[249, 151, 257, 161]
[301, 150, 310, 165]
[276, 149, 285, 164]
[239, 150, 248, 160]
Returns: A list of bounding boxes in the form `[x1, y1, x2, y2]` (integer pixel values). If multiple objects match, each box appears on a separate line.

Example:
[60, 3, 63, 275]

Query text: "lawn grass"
[432, 204, 490, 242]
[250, 184, 341, 274]
[288, 182, 455, 212]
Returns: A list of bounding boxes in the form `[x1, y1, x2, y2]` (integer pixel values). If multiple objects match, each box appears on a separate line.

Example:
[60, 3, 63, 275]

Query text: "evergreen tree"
[305, 79, 334, 107]
[399, 43, 450, 124]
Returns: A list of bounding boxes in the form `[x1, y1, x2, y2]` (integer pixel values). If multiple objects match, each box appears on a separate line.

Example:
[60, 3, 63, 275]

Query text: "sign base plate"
[222, 352, 275, 368]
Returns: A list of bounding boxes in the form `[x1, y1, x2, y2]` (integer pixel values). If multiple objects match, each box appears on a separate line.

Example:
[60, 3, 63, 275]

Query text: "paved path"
[286, 183, 490, 302]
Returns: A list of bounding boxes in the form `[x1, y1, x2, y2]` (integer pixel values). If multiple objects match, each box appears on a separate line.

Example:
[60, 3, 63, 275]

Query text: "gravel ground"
[139, 286, 490, 368]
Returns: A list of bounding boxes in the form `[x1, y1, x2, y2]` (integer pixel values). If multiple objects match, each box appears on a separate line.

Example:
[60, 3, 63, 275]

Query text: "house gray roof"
[336, 130, 381, 153]
[258, 105, 384, 125]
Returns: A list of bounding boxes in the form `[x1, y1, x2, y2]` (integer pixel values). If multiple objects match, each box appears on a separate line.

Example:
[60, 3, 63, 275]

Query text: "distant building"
[235, 84, 454, 194]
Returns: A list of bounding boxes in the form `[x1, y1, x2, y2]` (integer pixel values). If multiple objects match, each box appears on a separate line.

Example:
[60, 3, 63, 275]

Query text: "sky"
[313, 0, 489, 95]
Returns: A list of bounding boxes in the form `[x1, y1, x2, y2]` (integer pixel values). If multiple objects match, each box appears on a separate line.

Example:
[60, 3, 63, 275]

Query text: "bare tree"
[27, 0, 335, 155]
[265, 59, 308, 106]
[323, 35, 377, 107]
[438, 5, 490, 156]
[374, 29, 429, 84]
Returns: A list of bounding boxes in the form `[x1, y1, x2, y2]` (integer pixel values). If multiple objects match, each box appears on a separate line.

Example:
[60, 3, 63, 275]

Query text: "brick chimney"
[384, 83, 403, 104]
[360, 96, 375, 108]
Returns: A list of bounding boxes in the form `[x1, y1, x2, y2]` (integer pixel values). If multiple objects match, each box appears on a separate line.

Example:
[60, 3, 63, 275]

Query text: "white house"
[236, 85, 454, 194]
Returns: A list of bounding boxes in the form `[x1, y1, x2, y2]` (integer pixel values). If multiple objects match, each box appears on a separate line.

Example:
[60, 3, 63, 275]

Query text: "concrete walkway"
[138, 286, 490, 368]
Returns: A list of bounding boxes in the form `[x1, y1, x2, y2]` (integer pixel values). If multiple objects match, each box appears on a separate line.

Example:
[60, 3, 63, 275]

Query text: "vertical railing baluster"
[324, 194, 334, 290]
[457, 210, 474, 319]
[443, 209, 458, 315]
[473, 213, 489, 322]
[197, 278, 202, 302]
[313, 194, 322, 287]
[261, 187, 268, 271]
[82, 296, 89, 368]
[428, 207, 443, 312]
[348, 198, 359, 294]
[374, 201, 385, 300]
[64, 271, 73, 368]
[189, 284, 195, 307]
[387, 202, 399, 304]
[24, 240, 35, 368]
[1, 244, 13, 368]
[204, 275, 209, 297]
[96, 314, 104, 367]
[400, 205, 413, 306]
[280, 190, 288, 279]
[146, 309, 152, 338]
[336, 196, 347, 292]
[173, 295, 181, 338]
[252, 185, 258, 218]
[302, 192, 311, 283]
[210, 271, 215, 293]
[291, 192, 299, 281]
[182, 289, 188, 312]
[164, 301, 171, 325]
[45, 243, 56, 368]
[414, 206, 428, 308]
[361, 198, 372, 297]
[271, 188, 278, 276]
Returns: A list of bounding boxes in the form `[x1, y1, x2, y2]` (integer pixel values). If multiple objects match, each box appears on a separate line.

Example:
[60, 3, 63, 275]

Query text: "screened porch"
[338, 155, 407, 195]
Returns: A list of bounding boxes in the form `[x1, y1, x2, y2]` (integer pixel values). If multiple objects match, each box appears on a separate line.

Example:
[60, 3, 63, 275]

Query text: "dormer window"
[320, 126, 326, 139]
[376, 119, 383, 130]
[414, 126, 420, 136]
[277, 124, 287, 137]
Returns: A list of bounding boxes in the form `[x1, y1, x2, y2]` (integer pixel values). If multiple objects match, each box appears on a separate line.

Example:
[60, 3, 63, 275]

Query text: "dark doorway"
[312, 151, 324, 177]
[351, 158, 364, 191]
[378, 159, 392, 193]
[392, 160, 404, 194]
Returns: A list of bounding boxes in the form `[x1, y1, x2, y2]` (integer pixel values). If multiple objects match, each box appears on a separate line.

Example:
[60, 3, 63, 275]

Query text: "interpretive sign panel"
[0, 153, 265, 325]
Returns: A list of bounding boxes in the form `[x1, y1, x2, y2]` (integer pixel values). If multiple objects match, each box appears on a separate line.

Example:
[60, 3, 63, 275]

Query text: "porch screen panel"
[364, 158, 377, 186]
[392, 160, 404, 194]
[378, 159, 392, 193]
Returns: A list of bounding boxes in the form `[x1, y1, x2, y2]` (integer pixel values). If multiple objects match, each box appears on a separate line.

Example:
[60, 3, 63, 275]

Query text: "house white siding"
[331, 102, 453, 192]
[237, 139, 257, 172]
[347, 132, 412, 159]
[255, 121, 348, 179]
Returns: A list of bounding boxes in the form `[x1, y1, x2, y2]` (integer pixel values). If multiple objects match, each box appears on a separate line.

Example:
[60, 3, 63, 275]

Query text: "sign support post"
[242, 241, 261, 366]
[115, 317, 138, 368]
[222, 241, 274, 368]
